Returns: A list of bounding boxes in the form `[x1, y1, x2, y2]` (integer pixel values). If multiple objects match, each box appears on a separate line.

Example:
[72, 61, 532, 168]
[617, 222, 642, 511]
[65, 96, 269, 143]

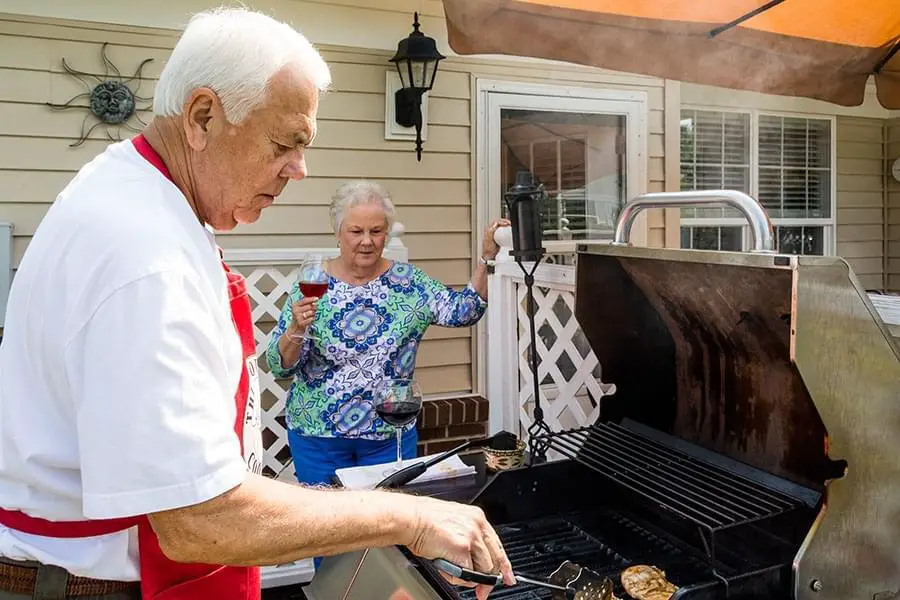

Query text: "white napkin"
[335, 454, 476, 490]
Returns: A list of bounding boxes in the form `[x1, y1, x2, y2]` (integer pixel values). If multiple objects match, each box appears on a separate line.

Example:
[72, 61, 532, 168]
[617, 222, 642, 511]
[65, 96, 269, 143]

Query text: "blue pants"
[288, 427, 418, 570]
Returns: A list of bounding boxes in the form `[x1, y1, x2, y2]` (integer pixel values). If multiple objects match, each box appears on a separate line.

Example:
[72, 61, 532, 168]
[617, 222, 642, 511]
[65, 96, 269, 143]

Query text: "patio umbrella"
[440, 0, 900, 109]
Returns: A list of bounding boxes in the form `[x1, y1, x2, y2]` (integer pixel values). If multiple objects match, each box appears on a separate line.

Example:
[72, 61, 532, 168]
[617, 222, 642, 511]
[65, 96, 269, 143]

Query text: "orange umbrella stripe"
[518, 0, 900, 47]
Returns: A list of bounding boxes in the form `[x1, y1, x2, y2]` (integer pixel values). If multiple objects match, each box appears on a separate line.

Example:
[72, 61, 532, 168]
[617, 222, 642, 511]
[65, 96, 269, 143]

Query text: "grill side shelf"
[530, 422, 810, 535]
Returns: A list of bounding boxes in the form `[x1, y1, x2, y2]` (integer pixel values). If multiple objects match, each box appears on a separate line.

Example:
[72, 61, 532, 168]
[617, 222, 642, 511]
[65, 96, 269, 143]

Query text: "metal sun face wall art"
[47, 43, 154, 148]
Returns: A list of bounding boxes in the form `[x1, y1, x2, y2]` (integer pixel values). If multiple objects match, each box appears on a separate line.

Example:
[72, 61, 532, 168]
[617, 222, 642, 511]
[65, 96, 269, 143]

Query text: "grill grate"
[455, 511, 715, 600]
[531, 422, 806, 537]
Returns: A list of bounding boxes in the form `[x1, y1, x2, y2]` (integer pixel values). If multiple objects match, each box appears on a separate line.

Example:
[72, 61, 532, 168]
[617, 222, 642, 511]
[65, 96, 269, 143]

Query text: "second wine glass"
[373, 379, 423, 468]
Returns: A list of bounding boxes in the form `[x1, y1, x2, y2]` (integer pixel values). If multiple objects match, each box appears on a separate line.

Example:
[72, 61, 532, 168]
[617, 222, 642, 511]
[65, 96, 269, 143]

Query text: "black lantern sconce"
[503, 171, 552, 463]
[390, 12, 445, 161]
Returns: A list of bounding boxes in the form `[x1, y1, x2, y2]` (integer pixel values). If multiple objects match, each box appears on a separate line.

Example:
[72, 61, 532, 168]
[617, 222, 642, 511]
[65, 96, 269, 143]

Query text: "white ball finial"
[494, 225, 513, 249]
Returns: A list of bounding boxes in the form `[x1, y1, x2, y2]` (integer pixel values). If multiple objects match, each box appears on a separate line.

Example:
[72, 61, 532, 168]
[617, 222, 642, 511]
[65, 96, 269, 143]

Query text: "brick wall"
[416, 396, 490, 456]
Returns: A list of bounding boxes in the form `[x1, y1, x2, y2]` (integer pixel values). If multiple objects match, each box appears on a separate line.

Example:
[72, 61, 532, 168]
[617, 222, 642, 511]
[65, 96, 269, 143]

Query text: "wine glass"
[295, 254, 329, 342]
[374, 379, 423, 468]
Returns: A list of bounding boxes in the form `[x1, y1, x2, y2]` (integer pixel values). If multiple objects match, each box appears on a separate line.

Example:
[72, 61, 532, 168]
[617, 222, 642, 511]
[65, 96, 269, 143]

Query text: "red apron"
[0, 135, 262, 600]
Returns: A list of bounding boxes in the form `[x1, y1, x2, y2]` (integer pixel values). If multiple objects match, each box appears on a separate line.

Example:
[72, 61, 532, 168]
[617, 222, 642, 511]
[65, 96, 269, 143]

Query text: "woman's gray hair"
[330, 181, 396, 234]
[153, 7, 331, 124]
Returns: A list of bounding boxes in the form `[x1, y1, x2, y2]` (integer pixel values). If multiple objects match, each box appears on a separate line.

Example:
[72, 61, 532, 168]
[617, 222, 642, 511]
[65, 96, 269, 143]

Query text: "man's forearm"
[149, 473, 414, 566]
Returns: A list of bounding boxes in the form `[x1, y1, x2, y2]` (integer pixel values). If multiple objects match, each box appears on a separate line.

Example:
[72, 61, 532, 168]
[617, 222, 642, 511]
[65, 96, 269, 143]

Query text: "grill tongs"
[432, 558, 615, 600]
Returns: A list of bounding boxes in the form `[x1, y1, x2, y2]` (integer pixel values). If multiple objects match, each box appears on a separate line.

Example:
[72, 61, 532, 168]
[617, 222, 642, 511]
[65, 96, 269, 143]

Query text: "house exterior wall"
[0, 3, 673, 400]
[836, 116, 888, 291]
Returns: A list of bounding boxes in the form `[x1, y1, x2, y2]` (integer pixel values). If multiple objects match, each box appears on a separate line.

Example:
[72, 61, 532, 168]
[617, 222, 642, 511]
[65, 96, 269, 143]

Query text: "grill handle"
[612, 190, 776, 253]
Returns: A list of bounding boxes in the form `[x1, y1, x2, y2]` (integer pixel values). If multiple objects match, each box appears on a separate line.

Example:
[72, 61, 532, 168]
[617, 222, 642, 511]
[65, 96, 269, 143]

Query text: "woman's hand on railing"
[481, 219, 510, 261]
[491, 225, 514, 262]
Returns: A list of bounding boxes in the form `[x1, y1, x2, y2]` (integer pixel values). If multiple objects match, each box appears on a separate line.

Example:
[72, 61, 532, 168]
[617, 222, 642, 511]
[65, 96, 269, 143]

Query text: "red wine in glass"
[299, 281, 328, 298]
[296, 254, 328, 341]
[375, 401, 421, 427]
[374, 379, 423, 467]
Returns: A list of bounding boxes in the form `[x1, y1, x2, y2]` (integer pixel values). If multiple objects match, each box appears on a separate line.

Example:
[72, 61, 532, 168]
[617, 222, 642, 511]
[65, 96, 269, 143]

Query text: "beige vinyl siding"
[888, 118, 900, 292]
[836, 117, 886, 291]
[0, 15, 175, 267]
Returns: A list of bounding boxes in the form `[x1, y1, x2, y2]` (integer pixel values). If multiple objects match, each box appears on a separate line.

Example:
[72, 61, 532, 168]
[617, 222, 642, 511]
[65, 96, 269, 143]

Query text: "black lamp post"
[504, 171, 551, 463]
[390, 12, 445, 162]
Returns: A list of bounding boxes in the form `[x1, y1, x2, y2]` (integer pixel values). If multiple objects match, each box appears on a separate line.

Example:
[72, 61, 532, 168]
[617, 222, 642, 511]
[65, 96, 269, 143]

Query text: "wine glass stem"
[396, 427, 403, 465]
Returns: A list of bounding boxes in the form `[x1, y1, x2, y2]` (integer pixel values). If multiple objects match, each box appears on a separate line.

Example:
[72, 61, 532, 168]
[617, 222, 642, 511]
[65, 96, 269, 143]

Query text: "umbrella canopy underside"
[442, 0, 900, 108]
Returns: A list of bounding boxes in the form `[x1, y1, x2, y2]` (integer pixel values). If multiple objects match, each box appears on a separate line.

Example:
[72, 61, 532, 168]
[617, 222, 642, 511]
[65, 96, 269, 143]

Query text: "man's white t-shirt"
[0, 140, 251, 580]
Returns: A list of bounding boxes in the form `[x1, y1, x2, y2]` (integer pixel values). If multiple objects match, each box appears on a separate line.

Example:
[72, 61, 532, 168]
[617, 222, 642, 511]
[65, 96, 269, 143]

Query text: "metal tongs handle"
[432, 559, 501, 586]
[432, 559, 576, 600]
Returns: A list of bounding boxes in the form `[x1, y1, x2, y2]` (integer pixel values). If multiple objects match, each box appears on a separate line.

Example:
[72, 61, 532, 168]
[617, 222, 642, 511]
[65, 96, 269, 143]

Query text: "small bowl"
[483, 439, 526, 472]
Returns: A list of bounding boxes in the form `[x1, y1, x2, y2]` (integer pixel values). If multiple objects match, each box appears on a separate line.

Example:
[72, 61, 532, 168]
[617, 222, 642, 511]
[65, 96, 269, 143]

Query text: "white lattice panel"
[514, 282, 616, 440]
[245, 266, 301, 477]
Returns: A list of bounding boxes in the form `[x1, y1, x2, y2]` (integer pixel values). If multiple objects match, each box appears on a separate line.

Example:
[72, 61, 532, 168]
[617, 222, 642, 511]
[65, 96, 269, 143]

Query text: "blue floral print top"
[266, 262, 487, 440]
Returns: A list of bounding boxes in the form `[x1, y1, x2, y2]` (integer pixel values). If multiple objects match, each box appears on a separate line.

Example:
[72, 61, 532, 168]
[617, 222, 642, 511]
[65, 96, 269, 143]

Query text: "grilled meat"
[549, 561, 619, 600]
[620, 565, 678, 600]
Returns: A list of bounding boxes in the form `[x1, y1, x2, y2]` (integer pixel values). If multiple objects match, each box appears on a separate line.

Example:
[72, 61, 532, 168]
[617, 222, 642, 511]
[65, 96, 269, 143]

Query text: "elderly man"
[0, 7, 512, 600]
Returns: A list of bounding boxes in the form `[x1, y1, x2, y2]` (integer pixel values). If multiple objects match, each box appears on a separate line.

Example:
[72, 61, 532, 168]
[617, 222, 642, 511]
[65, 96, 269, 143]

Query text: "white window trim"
[680, 106, 838, 255]
[474, 79, 649, 398]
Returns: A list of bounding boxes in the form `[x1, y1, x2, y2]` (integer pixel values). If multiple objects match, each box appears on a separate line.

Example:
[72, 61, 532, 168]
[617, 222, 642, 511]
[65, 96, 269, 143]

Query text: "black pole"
[524, 267, 541, 425]
[504, 170, 551, 462]
[520, 258, 551, 463]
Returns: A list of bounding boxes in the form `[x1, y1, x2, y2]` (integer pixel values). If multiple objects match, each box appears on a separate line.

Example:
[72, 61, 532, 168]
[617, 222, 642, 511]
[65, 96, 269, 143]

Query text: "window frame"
[474, 79, 650, 405]
[680, 106, 838, 255]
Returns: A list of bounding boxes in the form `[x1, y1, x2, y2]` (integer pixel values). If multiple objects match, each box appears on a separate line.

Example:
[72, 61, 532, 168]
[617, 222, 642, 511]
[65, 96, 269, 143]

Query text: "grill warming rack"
[528, 420, 819, 566]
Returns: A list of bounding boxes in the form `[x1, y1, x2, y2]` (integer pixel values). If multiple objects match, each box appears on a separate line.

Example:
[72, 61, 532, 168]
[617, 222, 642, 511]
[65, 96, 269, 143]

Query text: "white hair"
[153, 6, 331, 124]
[330, 181, 396, 234]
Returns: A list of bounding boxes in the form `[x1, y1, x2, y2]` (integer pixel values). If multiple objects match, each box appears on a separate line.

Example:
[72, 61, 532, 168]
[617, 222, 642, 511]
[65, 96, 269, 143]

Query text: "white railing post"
[486, 227, 520, 434]
[386, 222, 409, 262]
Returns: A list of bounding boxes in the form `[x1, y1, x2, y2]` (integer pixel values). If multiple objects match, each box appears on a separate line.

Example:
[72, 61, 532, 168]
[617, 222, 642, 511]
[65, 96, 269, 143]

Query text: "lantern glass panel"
[410, 60, 428, 89]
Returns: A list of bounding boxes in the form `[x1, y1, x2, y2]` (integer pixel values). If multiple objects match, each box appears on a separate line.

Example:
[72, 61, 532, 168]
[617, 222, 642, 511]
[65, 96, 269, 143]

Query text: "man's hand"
[404, 496, 515, 600]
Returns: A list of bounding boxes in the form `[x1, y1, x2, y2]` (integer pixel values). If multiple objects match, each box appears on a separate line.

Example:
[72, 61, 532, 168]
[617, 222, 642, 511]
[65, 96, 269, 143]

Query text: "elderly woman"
[267, 180, 508, 487]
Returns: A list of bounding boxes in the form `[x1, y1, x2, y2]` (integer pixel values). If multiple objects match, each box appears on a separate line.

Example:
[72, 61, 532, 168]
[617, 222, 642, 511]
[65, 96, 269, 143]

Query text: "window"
[500, 109, 627, 241]
[680, 109, 834, 255]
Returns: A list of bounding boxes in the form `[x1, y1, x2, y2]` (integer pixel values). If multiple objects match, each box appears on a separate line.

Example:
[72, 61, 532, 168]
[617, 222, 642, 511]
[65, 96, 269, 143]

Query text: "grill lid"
[574, 247, 829, 490]
[572, 241, 900, 600]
